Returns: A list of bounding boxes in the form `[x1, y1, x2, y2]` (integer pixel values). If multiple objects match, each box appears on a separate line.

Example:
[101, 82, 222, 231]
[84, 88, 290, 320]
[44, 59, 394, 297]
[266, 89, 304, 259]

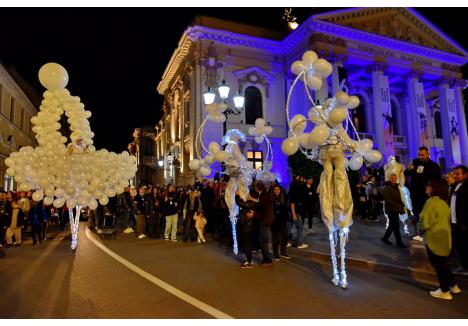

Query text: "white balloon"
[208, 142, 220, 154]
[204, 155, 215, 165]
[312, 58, 331, 78]
[348, 96, 360, 109]
[334, 91, 350, 106]
[255, 118, 265, 128]
[43, 196, 54, 206]
[248, 126, 257, 136]
[298, 133, 313, 149]
[99, 196, 109, 206]
[254, 136, 264, 144]
[67, 198, 78, 209]
[357, 139, 374, 154]
[328, 107, 349, 125]
[306, 71, 323, 90]
[281, 137, 299, 156]
[199, 165, 211, 176]
[32, 191, 44, 202]
[364, 150, 382, 163]
[53, 198, 65, 208]
[291, 61, 305, 75]
[309, 124, 330, 146]
[188, 159, 200, 171]
[214, 151, 228, 162]
[349, 155, 364, 170]
[302, 50, 318, 67]
[263, 126, 273, 135]
[290, 114, 307, 134]
[88, 199, 98, 210]
[38, 63, 69, 90]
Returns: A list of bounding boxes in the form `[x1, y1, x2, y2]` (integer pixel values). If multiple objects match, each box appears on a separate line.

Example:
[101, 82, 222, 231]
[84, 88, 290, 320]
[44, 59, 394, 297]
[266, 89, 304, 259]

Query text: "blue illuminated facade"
[156, 8, 468, 187]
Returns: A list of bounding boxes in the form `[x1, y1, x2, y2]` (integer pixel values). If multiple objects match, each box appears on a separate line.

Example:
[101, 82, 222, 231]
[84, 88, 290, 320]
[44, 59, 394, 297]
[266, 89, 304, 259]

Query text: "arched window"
[434, 111, 443, 139]
[244, 86, 263, 125]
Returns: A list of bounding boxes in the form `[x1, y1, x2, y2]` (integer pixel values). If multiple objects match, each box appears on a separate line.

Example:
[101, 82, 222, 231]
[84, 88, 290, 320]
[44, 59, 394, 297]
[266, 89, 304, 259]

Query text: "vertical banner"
[445, 88, 462, 165]
[414, 82, 429, 147]
[379, 74, 395, 159]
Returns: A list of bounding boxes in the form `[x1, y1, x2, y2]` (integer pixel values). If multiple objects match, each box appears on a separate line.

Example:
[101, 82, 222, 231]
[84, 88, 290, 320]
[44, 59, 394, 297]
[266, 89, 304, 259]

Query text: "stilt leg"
[339, 227, 349, 289]
[329, 231, 339, 286]
[69, 206, 81, 251]
[230, 216, 238, 255]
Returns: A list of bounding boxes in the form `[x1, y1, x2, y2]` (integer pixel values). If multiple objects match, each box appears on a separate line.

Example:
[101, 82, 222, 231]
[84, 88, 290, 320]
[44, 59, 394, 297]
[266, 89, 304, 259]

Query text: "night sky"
[0, 7, 466, 152]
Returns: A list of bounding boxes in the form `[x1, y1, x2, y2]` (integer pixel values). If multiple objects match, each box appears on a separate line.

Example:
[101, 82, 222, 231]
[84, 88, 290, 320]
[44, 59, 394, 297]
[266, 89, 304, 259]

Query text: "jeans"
[164, 214, 178, 240]
[259, 226, 272, 263]
[452, 223, 468, 269]
[31, 223, 42, 244]
[382, 213, 403, 244]
[272, 224, 288, 257]
[289, 214, 303, 246]
[241, 227, 254, 263]
[426, 246, 456, 292]
[302, 209, 314, 229]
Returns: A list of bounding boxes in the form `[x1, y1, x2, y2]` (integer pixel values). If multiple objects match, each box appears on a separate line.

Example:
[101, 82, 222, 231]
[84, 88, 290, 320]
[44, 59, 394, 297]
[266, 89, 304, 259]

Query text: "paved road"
[1, 225, 467, 318]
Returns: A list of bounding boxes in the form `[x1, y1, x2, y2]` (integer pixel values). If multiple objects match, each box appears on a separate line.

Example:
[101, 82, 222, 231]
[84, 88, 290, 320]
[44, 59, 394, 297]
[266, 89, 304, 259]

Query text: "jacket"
[419, 196, 452, 256]
[450, 181, 468, 227]
[162, 193, 179, 216]
[255, 191, 275, 227]
[382, 183, 405, 215]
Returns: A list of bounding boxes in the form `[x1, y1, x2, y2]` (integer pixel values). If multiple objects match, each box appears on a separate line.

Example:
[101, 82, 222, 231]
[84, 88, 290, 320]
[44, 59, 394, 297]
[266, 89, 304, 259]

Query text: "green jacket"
[419, 196, 452, 257]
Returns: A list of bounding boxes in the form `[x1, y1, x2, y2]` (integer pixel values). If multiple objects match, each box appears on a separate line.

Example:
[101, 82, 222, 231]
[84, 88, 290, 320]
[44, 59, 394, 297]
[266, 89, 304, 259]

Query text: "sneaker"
[197, 238, 201, 243]
[297, 244, 309, 249]
[280, 254, 291, 260]
[307, 229, 316, 235]
[137, 234, 146, 239]
[171, 239, 178, 242]
[128, 228, 135, 233]
[430, 288, 453, 300]
[450, 285, 462, 294]
[412, 235, 423, 242]
[202, 239, 206, 243]
[96, 229, 103, 234]
[241, 261, 253, 269]
[274, 256, 280, 261]
[164, 238, 169, 241]
[260, 262, 273, 267]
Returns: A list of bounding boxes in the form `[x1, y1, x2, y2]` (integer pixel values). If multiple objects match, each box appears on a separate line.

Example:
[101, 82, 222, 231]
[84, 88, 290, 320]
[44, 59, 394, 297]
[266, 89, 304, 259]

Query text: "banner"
[445, 88, 461, 165]
[379, 74, 395, 159]
[414, 82, 429, 147]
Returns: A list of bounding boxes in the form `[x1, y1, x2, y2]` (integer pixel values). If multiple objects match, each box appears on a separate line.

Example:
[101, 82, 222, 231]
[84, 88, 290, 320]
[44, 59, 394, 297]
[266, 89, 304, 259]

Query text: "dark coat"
[382, 183, 405, 215]
[162, 193, 179, 216]
[450, 181, 468, 227]
[405, 159, 441, 199]
[255, 191, 275, 227]
[236, 195, 258, 230]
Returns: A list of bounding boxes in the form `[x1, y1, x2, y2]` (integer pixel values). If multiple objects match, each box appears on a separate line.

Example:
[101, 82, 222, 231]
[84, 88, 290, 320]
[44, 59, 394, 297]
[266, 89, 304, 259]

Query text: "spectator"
[450, 165, 468, 274]
[162, 184, 179, 241]
[183, 187, 201, 242]
[29, 200, 47, 245]
[193, 211, 207, 243]
[419, 181, 461, 300]
[303, 177, 317, 234]
[237, 189, 259, 269]
[366, 176, 380, 221]
[134, 185, 149, 239]
[405, 147, 441, 224]
[149, 187, 162, 238]
[446, 172, 456, 196]
[289, 177, 308, 249]
[4, 199, 25, 247]
[200, 179, 215, 234]
[0, 191, 6, 247]
[357, 175, 369, 222]
[271, 185, 290, 260]
[254, 182, 274, 267]
[121, 186, 135, 234]
[381, 174, 407, 248]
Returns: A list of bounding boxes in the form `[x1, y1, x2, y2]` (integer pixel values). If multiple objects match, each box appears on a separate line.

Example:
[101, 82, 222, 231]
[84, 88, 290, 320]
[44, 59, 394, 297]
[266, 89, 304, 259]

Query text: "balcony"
[357, 132, 375, 142]
[394, 135, 407, 148]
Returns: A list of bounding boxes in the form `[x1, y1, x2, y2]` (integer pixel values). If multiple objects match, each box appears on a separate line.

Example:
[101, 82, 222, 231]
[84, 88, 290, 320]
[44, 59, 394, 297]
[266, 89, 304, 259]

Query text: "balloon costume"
[283, 51, 383, 288]
[189, 103, 275, 254]
[5, 63, 137, 250]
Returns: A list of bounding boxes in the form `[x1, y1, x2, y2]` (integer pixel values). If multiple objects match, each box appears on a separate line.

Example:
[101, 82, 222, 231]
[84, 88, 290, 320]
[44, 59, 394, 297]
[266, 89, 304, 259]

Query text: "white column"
[454, 82, 468, 165]
[331, 62, 341, 94]
[437, 82, 455, 168]
[371, 69, 386, 157]
[406, 74, 423, 160]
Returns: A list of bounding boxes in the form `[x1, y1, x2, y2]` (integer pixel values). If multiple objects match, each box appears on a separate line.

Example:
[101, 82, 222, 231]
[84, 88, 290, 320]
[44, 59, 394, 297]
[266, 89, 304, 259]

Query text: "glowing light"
[218, 80, 230, 100]
[203, 87, 215, 105]
[288, 21, 299, 30]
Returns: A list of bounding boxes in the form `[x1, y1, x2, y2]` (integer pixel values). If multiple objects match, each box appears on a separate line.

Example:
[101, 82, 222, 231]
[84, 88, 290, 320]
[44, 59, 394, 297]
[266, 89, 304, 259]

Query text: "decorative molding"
[233, 66, 274, 97]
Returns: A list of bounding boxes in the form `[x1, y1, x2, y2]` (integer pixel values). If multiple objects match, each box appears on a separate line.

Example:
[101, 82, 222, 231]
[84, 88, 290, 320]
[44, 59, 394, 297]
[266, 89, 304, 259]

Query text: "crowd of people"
[1, 147, 467, 300]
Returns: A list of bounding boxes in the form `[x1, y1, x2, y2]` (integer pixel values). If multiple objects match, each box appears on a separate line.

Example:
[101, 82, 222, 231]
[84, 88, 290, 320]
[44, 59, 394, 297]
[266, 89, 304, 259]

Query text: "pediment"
[233, 66, 275, 82]
[313, 8, 467, 57]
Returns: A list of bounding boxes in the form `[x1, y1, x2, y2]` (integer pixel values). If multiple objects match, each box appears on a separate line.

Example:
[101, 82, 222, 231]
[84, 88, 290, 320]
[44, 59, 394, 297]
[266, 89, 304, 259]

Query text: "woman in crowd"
[193, 210, 207, 243]
[150, 187, 162, 238]
[381, 174, 407, 248]
[237, 189, 260, 269]
[419, 181, 461, 300]
[183, 187, 201, 242]
[271, 185, 290, 260]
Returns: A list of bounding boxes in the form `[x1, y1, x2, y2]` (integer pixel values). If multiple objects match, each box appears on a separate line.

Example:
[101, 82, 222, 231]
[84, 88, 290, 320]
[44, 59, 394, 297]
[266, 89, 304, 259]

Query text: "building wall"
[0, 64, 38, 191]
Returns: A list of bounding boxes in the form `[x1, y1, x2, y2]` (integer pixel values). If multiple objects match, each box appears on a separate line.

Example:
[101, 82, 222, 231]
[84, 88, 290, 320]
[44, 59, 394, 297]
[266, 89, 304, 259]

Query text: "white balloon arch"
[5, 63, 137, 250]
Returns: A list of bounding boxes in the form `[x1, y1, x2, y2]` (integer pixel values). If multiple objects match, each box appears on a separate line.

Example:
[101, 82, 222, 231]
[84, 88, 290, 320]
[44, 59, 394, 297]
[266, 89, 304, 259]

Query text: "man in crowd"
[162, 184, 179, 242]
[405, 147, 441, 226]
[302, 176, 317, 235]
[254, 182, 274, 267]
[289, 176, 308, 249]
[450, 165, 468, 274]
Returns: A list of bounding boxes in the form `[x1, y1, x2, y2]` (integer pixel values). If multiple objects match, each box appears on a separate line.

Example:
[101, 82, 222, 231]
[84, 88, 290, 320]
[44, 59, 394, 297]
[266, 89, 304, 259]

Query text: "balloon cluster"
[282, 51, 383, 170]
[248, 118, 273, 144]
[206, 103, 227, 123]
[5, 63, 137, 209]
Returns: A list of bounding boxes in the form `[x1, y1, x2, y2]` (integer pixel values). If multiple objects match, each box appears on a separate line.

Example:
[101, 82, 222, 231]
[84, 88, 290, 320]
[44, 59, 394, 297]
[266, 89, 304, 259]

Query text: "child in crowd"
[193, 211, 207, 243]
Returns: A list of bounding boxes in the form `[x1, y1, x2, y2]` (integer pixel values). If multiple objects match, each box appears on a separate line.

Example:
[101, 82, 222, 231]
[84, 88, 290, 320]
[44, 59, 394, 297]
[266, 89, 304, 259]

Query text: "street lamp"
[157, 160, 163, 167]
[203, 87, 216, 105]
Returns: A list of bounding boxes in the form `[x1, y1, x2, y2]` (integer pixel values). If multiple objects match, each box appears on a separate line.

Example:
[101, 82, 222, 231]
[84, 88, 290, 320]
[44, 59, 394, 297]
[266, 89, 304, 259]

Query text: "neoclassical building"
[0, 63, 38, 191]
[155, 8, 468, 186]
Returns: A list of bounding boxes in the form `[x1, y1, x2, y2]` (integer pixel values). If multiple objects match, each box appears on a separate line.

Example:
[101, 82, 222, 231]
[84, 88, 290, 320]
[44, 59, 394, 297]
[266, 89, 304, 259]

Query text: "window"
[244, 86, 262, 125]
[390, 99, 399, 135]
[434, 111, 443, 139]
[10, 97, 15, 122]
[247, 150, 263, 171]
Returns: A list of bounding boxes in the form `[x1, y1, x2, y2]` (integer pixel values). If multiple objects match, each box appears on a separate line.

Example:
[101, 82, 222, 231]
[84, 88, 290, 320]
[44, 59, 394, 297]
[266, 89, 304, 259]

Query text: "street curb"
[291, 247, 468, 285]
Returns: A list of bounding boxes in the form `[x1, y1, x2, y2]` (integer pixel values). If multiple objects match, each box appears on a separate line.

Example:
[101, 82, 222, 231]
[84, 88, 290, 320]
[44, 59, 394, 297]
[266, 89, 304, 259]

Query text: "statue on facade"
[283, 50, 383, 288]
